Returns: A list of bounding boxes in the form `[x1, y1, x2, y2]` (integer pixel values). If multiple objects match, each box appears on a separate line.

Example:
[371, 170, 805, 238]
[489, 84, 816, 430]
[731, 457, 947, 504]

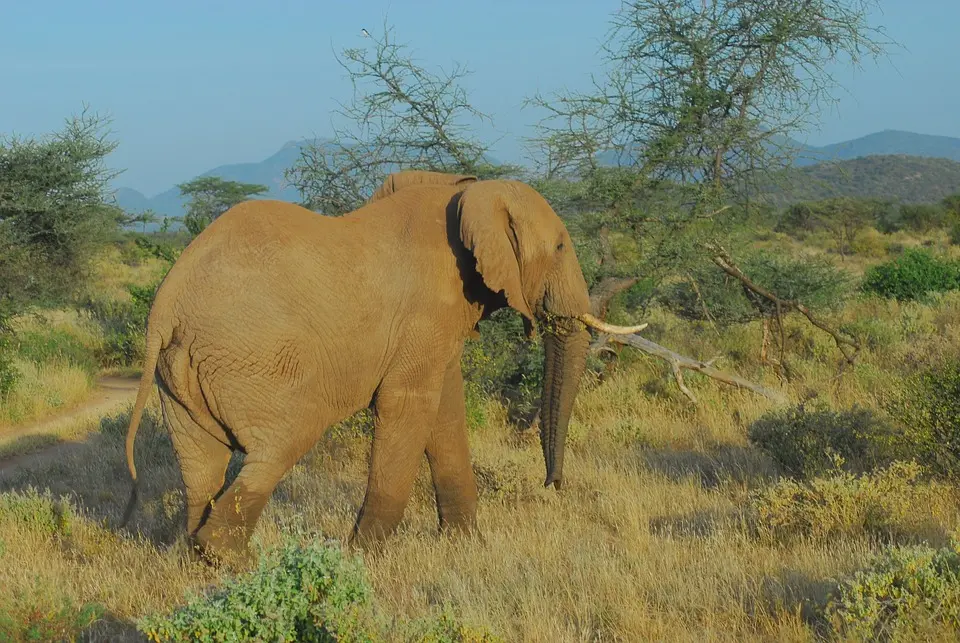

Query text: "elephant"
[119, 170, 643, 562]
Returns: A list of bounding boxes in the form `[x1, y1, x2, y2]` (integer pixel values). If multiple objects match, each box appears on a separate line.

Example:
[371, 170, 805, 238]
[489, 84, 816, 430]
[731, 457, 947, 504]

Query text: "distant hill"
[759, 155, 960, 206]
[112, 140, 500, 221]
[114, 129, 960, 223]
[596, 130, 960, 169]
[795, 130, 960, 166]
[113, 140, 313, 220]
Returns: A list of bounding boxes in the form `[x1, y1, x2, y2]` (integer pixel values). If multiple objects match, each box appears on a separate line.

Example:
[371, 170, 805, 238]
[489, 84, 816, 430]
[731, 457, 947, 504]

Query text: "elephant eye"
[556, 241, 565, 251]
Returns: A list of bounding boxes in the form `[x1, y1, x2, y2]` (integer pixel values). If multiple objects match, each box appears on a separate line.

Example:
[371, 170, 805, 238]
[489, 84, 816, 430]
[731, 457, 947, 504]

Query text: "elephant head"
[368, 170, 477, 203]
[457, 180, 644, 489]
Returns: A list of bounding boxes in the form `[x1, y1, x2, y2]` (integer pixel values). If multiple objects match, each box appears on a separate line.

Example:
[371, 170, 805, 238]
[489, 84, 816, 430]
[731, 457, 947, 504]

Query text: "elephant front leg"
[425, 358, 479, 535]
[350, 385, 441, 548]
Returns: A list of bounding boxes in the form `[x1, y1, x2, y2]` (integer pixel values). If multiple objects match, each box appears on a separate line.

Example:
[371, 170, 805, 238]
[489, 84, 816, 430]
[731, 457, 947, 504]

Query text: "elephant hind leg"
[192, 455, 292, 564]
[158, 387, 232, 541]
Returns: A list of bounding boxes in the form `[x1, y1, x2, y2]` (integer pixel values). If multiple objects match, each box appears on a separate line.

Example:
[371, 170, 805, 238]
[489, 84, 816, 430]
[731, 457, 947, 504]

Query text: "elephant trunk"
[540, 317, 590, 489]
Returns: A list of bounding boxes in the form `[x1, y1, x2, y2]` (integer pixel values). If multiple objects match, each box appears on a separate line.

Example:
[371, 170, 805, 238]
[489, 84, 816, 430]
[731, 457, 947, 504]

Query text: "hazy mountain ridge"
[114, 129, 960, 219]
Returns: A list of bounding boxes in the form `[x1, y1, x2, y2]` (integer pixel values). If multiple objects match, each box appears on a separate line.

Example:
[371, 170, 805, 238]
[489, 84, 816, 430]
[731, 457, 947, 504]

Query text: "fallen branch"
[705, 243, 861, 373]
[592, 332, 788, 405]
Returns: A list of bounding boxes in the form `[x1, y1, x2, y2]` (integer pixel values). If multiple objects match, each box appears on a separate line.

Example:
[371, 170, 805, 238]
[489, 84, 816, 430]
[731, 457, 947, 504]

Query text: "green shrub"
[898, 202, 953, 233]
[750, 461, 951, 545]
[137, 538, 376, 642]
[747, 403, 908, 479]
[83, 280, 158, 367]
[826, 542, 960, 641]
[661, 251, 851, 326]
[885, 358, 960, 480]
[14, 326, 99, 374]
[462, 310, 543, 422]
[0, 596, 105, 642]
[0, 333, 17, 399]
[0, 488, 76, 539]
[861, 248, 960, 302]
[404, 608, 504, 642]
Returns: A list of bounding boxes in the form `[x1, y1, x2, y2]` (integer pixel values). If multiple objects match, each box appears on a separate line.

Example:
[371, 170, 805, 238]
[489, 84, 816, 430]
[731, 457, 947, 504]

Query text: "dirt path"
[0, 375, 141, 475]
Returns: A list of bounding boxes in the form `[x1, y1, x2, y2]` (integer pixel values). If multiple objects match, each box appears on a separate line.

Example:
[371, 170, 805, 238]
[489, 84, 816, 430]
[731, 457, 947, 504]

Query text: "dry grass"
[2, 238, 960, 640]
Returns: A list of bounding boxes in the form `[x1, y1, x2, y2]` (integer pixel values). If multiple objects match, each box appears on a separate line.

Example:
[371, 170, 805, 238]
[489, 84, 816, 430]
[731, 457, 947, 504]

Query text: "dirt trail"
[0, 375, 141, 475]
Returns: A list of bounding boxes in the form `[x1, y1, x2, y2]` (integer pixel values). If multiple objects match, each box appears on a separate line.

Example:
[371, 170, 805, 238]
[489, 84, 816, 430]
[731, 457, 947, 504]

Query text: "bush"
[0, 332, 17, 399]
[0, 596, 104, 642]
[0, 487, 76, 539]
[898, 202, 953, 233]
[83, 280, 158, 367]
[14, 327, 99, 375]
[661, 251, 851, 326]
[750, 461, 951, 545]
[826, 542, 960, 641]
[747, 403, 909, 479]
[885, 358, 960, 479]
[137, 538, 377, 642]
[861, 248, 960, 302]
[461, 310, 543, 422]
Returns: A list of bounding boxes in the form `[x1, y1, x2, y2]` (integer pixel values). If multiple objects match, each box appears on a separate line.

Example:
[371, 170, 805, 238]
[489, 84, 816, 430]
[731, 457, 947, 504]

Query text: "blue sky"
[1, 0, 956, 196]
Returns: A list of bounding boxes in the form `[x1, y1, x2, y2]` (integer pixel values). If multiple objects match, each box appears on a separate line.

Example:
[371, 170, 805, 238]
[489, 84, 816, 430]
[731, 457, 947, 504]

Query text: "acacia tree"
[526, 0, 888, 382]
[177, 176, 269, 237]
[285, 22, 519, 215]
[0, 108, 124, 394]
[528, 0, 888, 317]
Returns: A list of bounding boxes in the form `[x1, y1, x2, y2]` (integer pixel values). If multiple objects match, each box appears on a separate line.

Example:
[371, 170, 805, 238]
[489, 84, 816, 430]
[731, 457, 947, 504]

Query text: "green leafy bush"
[462, 310, 543, 422]
[0, 487, 76, 539]
[661, 251, 851, 326]
[0, 332, 17, 399]
[138, 538, 376, 642]
[861, 248, 960, 302]
[826, 542, 960, 641]
[885, 357, 960, 479]
[0, 596, 104, 642]
[750, 461, 950, 545]
[14, 326, 99, 374]
[747, 403, 908, 478]
[83, 280, 158, 367]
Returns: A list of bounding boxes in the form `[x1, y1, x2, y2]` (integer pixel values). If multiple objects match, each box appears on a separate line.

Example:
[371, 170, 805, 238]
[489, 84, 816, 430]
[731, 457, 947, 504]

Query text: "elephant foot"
[191, 522, 254, 570]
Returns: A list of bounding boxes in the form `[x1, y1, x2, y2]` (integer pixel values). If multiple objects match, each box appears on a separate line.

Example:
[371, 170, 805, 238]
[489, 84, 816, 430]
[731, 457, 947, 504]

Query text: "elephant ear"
[368, 170, 477, 203]
[458, 181, 547, 336]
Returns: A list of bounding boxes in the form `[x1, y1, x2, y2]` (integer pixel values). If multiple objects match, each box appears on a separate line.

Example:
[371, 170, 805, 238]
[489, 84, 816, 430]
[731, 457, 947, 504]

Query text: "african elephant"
[120, 171, 642, 561]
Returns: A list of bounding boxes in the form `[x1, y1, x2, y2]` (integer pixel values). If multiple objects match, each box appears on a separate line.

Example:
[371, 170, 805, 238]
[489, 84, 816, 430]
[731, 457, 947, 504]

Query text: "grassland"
[2, 226, 960, 641]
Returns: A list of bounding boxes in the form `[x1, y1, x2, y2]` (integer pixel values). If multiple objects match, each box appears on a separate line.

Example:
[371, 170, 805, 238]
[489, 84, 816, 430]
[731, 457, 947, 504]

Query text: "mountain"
[113, 140, 315, 219]
[759, 155, 960, 206]
[114, 129, 960, 223]
[113, 140, 501, 221]
[795, 130, 960, 166]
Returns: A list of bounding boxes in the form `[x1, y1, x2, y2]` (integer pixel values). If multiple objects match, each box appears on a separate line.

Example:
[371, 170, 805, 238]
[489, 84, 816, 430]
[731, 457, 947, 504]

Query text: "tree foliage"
[285, 22, 519, 215]
[177, 176, 268, 237]
[0, 109, 123, 307]
[527, 0, 889, 319]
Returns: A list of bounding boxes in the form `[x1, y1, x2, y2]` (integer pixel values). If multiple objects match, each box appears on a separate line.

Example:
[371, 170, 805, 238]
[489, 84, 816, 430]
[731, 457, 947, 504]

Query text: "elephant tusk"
[578, 313, 648, 335]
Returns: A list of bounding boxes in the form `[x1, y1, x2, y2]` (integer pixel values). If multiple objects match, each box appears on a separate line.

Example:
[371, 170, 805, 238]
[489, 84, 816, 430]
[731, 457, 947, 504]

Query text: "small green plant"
[750, 461, 949, 545]
[826, 542, 960, 641]
[404, 607, 504, 642]
[0, 488, 76, 539]
[0, 597, 105, 642]
[861, 248, 960, 302]
[885, 357, 960, 479]
[747, 403, 908, 479]
[137, 538, 377, 642]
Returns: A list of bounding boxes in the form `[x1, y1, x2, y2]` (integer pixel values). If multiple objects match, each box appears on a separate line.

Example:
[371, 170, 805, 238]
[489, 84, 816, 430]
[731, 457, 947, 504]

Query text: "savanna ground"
[3, 221, 960, 642]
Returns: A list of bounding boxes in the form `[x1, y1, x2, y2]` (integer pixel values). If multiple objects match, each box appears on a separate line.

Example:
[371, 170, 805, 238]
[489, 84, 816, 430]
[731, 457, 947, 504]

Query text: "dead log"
[596, 332, 789, 405]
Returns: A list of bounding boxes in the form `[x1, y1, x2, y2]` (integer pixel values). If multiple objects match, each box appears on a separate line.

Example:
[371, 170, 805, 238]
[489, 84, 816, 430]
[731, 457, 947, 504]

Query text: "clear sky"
[1, 0, 956, 196]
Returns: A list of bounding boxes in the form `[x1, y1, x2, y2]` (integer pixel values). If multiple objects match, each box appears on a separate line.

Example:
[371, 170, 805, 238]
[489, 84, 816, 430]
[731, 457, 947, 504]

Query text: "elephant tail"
[119, 326, 164, 528]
